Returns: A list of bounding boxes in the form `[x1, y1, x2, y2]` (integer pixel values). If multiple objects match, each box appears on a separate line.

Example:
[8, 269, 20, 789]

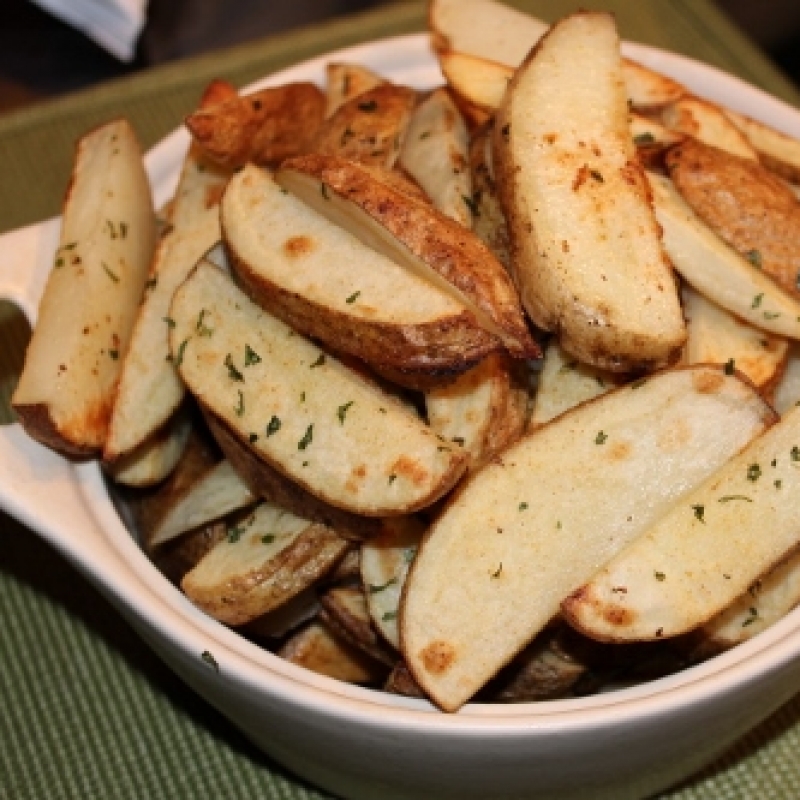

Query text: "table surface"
[3, 2, 800, 798]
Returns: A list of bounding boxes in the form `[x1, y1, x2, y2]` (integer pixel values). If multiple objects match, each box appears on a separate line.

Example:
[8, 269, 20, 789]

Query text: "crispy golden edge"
[281, 153, 539, 359]
[666, 137, 800, 303]
[185, 82, 325, 169]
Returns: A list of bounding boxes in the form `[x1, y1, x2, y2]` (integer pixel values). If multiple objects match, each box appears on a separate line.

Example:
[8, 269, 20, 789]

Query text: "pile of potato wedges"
[14, 0, 800, 712]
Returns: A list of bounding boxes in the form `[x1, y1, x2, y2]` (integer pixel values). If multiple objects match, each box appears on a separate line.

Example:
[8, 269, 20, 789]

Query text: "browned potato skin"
[185, 82, 324, 169]
[666, 138, 800, 302]
[150, 520, 226, 585]
[281, 154, 539, 360]
[182, 522, 349, 627]
[311, 84, 417, 168]
[203, 409, 382, 542]
[131, 427, 220, 550]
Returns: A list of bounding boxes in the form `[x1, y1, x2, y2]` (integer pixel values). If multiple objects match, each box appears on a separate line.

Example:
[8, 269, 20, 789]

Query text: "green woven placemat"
[2, 2, 800, 798]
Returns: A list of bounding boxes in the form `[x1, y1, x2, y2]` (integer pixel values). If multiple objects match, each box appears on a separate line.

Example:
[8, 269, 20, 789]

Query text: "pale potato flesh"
[182, 502, 348, 626]
[661, 97, 758, 160]
[681, 284, 788, 393]
[725, 108, 800, 184]
[773, 343, 800, 414]
[398, 88, 473, 228]
[148, 459, 256, 547]
[360, 516, 424, 648]
[13, 119, 156, 455]
[401, 366, 775, 711]
[277, 155, 537, 359]
[170, 262, 469, 516]
[222, 165, 496, 381]
[425, 352, 529, 470]
[104, 145, 228, 461]
[529, 339, 620, 428]
[563, 404, 800, 642]
[105, 402, 193, 487]
[494, 12, 686, 372]
[647, 171, 800, 339]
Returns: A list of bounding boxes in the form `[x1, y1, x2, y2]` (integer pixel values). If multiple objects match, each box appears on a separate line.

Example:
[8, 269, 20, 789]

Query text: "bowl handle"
[0, 218, 59, 324]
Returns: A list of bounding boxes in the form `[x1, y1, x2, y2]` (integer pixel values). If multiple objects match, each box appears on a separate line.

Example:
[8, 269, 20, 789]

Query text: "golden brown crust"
[281, 154, 539, 359]
[185, 82, 325, 169]
[13, 402, 104, 458]
[666, 137, 800, 302]
[311, 84, 418, 168]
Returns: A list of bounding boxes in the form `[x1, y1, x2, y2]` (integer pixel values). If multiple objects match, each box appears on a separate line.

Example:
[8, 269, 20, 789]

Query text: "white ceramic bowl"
[4, 34, 800, 800]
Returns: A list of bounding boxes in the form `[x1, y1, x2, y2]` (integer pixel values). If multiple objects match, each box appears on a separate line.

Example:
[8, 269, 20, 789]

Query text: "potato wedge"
[384, 661, 426, 698]
[185, 82, 324, 169]
[311, 84, 417, 169]
[661, 96, 758, 160]
[103, 144, 229, 462]
[773, 343, 800, 414]
[468, 121, 511, 269]
[647, 170, 800, 339]
[401, 365, 775, 711]
[425, 352, 529, 470]
[12, 119, 156, 456]
[244, 587, 320, 640]
[437, 51, 512, 116]
[324, 62, 386, 118]
[563, 403, 800, 642]
[105, 401, 193, 487]
[222, 164, 497, 386]
[147, 457, 256, 548]
[681, 284, 788, 393]
[694, 548, 800, 657]
[398, 88, 473, 228]
[203, 409, 382, 541]
[529, 340, 620, 428]
[619, 57, 686, 112]
[170, 261, 469, 516]
[666, 137, 800, 302]
[725, 108, 800, 184]
[182, 502, 349, 626]
[278, 619, 388, 684]
[319, 585, 397, 666]
[150, 519, 226, 586]
[493, 12, 685, 372]
[630, 113, 685, 168]
[429, 0, 548, 64]
[277, 155, 538, 359]
[360, 516, 424, 648]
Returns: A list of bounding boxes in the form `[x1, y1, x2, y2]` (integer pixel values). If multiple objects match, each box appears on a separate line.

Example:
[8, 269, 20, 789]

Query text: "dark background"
[0, 0, 799, 116]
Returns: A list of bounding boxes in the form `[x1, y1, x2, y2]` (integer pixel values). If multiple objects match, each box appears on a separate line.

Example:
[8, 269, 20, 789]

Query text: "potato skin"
[185, 82, 325, 168]
[666, 137, 800, 302]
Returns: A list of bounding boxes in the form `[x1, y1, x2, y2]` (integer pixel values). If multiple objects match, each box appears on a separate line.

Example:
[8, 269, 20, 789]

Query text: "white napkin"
[30, 0, 149, 62]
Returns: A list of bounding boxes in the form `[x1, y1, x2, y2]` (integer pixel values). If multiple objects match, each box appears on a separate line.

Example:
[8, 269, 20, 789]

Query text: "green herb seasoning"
[462, 194, 480, 216]
[298, 424, 314, 450]
[109, 350, 119, 360]
[388, 474, 397, 484]
[752, 293, 764, 309]
[337, 401, 354, 423]
[382, 611, 397, 621]
[692, 504, 706, 523]
[310, 354, 326, 368]
[261, 535, 275, 545]
[718, 495, 752, 503]
[266, 416, 281, 436]
[244, 344, 261, 366]
[630, 377, 647, 390]
[163, 316, 176, 328]
[224, 354, 244, 382]
[742, 607, 759, 627]
[227, 524, 245, 543]
[655, 571, 666, 581]
[491, 563, 503, 578]
[633, 132, 655, 146]
[723, 358, 735, 375]
[747, 463, 762, 482]
[102, 262, 120, 283]
[346, 290, 361, 304]
[791, 446, 800, 462]
[595, 431, 608, 445]
[201, 651, 219, 672]
[172, 338, 189, 368]
[196, 309, 213, 336]
[249, 433, 259, 443]
[519, 502, 528, 511]
[775, 479, 783, 489]
[235, 390, 245, 417]
[746, 249, 763, 268]
[368, 577, 398, 594]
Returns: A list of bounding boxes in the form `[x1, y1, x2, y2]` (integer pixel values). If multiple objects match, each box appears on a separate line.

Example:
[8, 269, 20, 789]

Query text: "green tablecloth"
[2, 2, 800, 798]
